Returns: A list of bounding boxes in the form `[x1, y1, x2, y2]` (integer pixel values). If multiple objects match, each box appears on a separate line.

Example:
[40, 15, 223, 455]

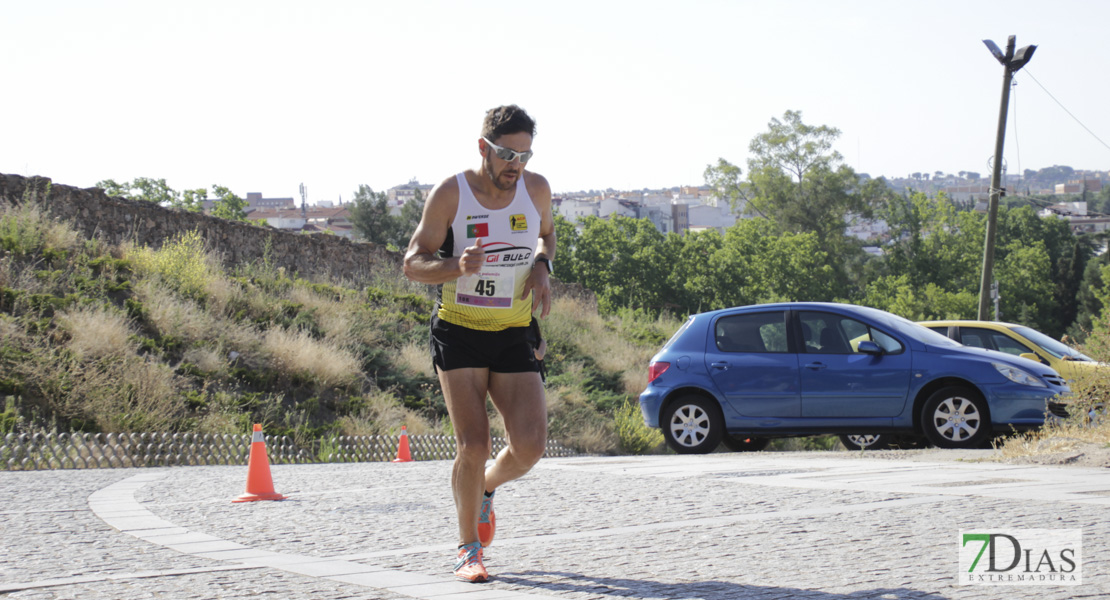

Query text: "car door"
[705, 310, 800, 418]
[797, 311, 912, 418]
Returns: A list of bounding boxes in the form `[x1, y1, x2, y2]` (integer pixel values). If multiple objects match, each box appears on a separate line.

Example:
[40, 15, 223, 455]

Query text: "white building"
[686, 203, 737, 235]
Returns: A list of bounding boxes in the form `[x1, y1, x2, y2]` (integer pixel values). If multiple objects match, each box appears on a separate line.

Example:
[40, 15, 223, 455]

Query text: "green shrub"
[614, 399, 663, 454]
[128, 230, 211, 300]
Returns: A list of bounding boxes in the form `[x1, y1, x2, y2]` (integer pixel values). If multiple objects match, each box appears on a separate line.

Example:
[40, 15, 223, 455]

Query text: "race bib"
[455, 265, 517, 308]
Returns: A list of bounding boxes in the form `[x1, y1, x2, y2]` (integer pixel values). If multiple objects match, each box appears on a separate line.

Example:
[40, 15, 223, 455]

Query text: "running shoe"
[454, 541, 488, 583]
[478, 491, 496, 547]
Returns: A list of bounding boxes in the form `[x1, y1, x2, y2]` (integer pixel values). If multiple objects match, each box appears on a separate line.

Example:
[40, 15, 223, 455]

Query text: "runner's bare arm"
[521, 172, 556, 318]
[403, 177, 484, 284]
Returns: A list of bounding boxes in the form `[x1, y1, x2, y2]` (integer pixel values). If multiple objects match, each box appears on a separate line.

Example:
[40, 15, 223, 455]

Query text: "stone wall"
[1, 173, 402, 285]
[0, 172, 596, 306]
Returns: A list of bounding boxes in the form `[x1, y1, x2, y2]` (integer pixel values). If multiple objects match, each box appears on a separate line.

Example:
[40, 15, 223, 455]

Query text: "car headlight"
[992, 362, 1047, 388]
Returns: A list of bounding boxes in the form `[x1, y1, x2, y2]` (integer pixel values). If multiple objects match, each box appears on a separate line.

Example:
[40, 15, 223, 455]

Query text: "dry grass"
[262, 327, 362, 388]
[56, 305, 136, 361]
[335, 389, 438, 436]
[138, 281, 214, 342]
[181, 346, 228, 375]
[14, 342, 185, 432]
[398, 340, 434, 378]
[994, 420, 1110, 460]
[136, 279, 259, 356]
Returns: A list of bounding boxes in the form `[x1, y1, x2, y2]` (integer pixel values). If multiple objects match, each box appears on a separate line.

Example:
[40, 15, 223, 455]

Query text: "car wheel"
[662, 395, 724, 454]
[721, 435, 770, 452]
[838, 434, 891, 451]
[921, 386, 991, 449]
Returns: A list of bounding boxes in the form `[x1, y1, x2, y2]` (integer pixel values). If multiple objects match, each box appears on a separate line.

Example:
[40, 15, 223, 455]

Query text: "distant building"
[1040, 202, 1087, 218]
[686, 203, 736, 235]
[943, 185, 992, 203]
[1055, 179, 1103, 195]
[245, 192, 296, 210]
[555, 197, 600, 223]
[671, 202, 689, 233]
[387, 180, 434, 216]
[245, 205, 355, 239]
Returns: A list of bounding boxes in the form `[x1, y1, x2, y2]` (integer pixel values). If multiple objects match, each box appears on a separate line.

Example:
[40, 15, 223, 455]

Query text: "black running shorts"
[430, 314, 540, 374]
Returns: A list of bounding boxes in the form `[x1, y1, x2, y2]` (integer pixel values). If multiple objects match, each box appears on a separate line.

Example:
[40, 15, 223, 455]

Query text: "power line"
[1021, 69, 1110, 154]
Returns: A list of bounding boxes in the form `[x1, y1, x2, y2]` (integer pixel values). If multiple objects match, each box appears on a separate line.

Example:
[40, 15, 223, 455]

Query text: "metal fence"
[0, 431, 578, 471]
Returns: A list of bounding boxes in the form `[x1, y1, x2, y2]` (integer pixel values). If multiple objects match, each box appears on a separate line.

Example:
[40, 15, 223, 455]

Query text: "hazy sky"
[4, 0, 1109, 203]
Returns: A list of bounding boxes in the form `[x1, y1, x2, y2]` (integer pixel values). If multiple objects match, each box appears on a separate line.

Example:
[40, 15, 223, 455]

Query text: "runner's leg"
[484, 370, 547, 492]
[439, 366, 493, 545]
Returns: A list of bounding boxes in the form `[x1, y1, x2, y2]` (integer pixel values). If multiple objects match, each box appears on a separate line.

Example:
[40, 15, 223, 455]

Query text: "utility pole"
[978, 35, 1036, 320]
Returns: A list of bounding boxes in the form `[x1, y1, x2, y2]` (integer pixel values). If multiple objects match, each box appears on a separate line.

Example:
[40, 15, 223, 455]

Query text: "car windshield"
[1011, 325, 1093, 361]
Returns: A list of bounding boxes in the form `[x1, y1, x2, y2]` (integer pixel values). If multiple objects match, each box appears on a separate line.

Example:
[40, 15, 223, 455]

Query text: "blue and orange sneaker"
[478, 491, 496, 547]
[454, 541, 488, 583]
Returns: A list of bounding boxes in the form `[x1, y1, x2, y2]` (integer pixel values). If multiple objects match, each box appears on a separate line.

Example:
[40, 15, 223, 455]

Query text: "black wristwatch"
[534, 257, 553, 275]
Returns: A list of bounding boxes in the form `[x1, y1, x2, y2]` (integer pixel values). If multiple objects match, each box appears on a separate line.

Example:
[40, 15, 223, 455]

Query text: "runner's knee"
[456, 435, 492, 463]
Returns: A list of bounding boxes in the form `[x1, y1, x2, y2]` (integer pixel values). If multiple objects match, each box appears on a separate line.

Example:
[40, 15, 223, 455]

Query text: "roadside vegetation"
[0, 194, 674, 455]
[993, 318, 1110, 461]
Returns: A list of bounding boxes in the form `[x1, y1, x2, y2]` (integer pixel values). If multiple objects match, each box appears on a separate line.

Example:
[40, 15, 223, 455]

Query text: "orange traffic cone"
[393, 425, 413, 462]
[233, 424, 287, 502]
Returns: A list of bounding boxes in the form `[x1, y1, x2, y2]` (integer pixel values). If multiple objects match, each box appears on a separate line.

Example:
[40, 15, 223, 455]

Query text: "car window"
[800, 311, 904, 354]
[961, 327, 1032, 356]
[990, 332, 1033, 356]
[715, 311, 788, 353]
[960, 332, 990, 349]
[662, 317, 693, 351]
[926, 326, 947, 335]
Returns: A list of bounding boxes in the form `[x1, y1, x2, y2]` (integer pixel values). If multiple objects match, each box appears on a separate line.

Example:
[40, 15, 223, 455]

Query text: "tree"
[96, 178, 130, 197]
[743, 110, 890, 296]
[210, 185, 248, 221]
[572, 216, 678, 312]
[398, 188, 425, 242]
[348, 185, 402, 247]
[130, 177, 178, 206]
[95, 177, 206, 212]
[552, 214, 580, 285]
[703, 158, 745, 213]
[178, 188, 207, 213]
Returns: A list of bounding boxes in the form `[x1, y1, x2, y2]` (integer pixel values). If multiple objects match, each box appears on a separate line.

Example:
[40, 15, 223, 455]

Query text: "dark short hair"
[481, 105, 536, 141]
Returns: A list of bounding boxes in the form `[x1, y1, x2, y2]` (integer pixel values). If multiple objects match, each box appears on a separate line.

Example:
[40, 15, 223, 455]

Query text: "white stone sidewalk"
[2, 451, 1108, 599]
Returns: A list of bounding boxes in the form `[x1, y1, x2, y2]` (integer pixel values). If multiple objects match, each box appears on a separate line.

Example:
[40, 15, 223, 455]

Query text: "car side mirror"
[857, 341, 883, 355]
[1019, 352, 1047, 365]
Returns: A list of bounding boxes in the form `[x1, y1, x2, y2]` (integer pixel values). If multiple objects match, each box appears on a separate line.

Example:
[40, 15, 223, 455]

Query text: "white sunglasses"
[483, 138, 533, 164]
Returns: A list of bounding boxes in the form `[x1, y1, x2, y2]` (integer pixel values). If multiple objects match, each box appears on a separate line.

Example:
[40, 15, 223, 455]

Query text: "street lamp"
[977, 35, 1037, 321]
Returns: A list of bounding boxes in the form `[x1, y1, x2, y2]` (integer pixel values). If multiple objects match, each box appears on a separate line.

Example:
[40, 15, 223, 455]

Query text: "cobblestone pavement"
[2, 451, 1108, 599]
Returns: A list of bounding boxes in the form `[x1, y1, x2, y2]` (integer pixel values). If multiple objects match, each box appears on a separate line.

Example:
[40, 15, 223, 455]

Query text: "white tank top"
[437, 172, 541, 331]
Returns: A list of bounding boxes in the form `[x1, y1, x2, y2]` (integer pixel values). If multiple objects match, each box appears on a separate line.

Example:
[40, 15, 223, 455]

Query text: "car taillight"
[648, 361, 670, 383]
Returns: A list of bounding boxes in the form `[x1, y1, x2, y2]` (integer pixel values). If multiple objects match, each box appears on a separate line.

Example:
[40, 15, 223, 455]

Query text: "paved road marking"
[87, 473, 562, 600]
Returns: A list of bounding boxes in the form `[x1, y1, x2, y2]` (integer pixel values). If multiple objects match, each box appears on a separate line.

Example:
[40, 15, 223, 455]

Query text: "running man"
[403, 105, 555, 583]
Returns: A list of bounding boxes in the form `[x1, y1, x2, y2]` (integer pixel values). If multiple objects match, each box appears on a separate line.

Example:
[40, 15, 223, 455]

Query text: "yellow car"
[917, 320, 1099, 381]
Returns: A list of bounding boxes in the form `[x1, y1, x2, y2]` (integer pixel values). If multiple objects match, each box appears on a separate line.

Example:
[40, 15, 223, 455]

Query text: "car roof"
[917, 320, 1023, 328]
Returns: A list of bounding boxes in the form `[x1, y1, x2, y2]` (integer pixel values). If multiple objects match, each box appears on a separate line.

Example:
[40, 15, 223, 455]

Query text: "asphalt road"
[1, 450, 1107, 599]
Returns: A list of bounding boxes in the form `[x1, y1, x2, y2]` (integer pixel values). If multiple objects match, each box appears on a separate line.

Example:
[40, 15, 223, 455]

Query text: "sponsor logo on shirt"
[510, 214, 528, 231]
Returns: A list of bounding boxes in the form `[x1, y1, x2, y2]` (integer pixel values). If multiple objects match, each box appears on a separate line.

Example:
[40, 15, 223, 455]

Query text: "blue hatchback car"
[639, 302, 1070, 453]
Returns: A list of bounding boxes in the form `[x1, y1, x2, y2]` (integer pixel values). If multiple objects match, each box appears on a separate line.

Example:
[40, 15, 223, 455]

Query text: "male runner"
[403, 105, 555, 583]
